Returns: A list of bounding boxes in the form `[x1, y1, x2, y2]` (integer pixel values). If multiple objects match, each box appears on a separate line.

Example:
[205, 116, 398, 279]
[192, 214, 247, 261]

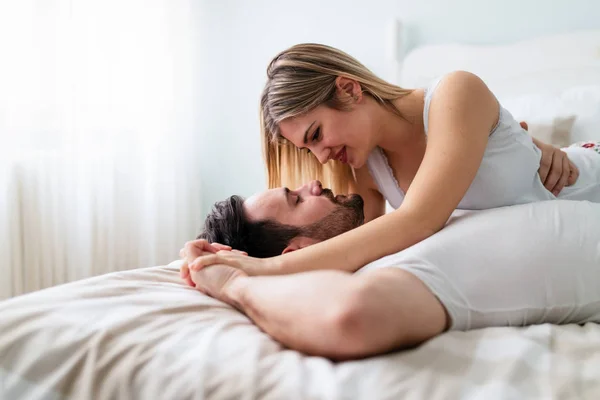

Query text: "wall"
[195, 0, 398, 217]
[196, 0, 600, 217]
[396, 0, 600, 50]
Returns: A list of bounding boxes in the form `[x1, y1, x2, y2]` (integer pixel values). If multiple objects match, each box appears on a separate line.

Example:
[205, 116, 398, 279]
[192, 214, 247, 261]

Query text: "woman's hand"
[187, 251, 273, 277]
[179, 239, 247, 286]
[520, 122, 579, 196]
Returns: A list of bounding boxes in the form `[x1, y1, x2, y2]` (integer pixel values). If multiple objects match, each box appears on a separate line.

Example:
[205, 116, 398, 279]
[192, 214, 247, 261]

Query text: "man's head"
[198, 180, 364, 258]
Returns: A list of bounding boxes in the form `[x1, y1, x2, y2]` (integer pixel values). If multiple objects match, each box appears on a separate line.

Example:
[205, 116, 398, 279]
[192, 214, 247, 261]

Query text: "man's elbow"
[316, 287, 409, 361]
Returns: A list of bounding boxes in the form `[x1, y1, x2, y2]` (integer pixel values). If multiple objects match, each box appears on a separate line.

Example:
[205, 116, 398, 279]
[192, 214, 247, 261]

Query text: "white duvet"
[1, 260, 599, 400]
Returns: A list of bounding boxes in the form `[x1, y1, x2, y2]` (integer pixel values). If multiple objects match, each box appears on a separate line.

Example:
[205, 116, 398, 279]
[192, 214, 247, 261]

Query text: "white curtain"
[0, 0, 203, 299]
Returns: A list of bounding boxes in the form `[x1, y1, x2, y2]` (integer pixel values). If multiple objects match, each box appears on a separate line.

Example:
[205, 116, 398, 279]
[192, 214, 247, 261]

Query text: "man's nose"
[309, 180, 323, 196]
[296, 180, 322, 196]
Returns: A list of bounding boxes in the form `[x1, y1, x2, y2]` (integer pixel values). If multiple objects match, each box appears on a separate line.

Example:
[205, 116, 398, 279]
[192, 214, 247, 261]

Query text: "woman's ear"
[335, 76, 362, 102]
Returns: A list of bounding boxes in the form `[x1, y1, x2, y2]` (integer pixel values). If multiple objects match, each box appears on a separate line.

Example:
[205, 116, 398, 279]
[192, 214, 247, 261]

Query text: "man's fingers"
[543, 154, 562, 191]
[191, 240, 219, 254]
[185, 273, 195, 287]
[545, 168, 562, 192]
[538, 153, 552, 184]
[190, 254, 219, 271]
[183, 239, 219, 261]
[180, 262, 192, 286]
[189, 252, 236, 271]
[519, 121, 529, 131]
[567, 160, 579, 186]
[183, 240, 233, 260]
[552, 156, 570, 196]
[180, 240, 238, 287]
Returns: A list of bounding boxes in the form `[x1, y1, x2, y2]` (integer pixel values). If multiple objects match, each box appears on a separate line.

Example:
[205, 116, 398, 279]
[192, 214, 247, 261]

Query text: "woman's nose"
[314, 147, 331, 164]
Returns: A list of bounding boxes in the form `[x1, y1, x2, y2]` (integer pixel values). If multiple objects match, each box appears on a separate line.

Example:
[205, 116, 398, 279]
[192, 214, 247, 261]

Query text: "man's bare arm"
[220, 268, 447, 360]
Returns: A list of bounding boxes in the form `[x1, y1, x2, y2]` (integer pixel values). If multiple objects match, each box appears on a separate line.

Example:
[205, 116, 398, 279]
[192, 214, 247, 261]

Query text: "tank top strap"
[423, 77, 443, 135]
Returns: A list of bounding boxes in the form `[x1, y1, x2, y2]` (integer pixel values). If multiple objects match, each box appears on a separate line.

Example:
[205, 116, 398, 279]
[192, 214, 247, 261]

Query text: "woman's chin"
[348, 153, 365, 169]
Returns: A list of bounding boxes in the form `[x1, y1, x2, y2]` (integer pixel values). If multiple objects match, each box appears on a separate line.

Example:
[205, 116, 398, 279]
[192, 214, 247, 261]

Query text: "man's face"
[244, 180, 364, 241]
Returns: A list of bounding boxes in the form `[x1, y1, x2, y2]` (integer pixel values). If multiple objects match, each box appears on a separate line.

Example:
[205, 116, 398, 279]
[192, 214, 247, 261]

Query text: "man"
[180, 181, 600, 361]
[193, 181, 365, 258]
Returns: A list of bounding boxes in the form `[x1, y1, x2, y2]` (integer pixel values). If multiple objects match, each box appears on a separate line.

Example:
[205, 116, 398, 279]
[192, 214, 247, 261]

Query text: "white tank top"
[366, 77, 600, 210]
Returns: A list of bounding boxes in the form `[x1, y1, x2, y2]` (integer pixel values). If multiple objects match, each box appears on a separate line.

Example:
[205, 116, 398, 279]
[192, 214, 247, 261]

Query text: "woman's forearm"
[269, 207, 439, 275]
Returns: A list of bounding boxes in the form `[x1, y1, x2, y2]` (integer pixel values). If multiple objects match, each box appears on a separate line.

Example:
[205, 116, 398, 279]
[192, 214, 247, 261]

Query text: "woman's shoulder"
[425, 71, 492, 105]
[428, 71, 490, 97]
[435, 70, 487, 84]
[424, 71, 498, 134]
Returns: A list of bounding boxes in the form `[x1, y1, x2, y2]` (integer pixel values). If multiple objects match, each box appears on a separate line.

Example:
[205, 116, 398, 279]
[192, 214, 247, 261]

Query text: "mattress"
[1, 260, 599, 400]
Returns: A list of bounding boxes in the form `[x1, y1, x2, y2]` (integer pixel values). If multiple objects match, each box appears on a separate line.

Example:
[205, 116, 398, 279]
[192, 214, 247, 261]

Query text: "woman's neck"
[374, 89, 426, 155]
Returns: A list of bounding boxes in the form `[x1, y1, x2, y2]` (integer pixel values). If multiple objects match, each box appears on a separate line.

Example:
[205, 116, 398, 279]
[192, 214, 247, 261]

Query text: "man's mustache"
[321, 188, 335, 202]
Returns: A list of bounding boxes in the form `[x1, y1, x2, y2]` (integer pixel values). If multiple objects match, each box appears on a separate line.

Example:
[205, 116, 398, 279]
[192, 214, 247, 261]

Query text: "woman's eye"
[312, 127, 320, 142]
[304, 127, 320, 155]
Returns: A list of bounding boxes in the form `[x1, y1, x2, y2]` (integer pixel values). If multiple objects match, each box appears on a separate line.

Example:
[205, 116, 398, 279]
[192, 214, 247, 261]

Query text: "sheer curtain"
[0, 0, 203, 299]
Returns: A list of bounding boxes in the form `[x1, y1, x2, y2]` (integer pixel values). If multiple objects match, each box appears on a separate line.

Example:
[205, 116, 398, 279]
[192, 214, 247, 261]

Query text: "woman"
[188, 43, 600, 276]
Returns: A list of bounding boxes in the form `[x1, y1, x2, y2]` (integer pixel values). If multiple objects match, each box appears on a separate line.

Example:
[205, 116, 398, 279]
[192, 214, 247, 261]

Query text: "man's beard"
[299, 189, 365, 241]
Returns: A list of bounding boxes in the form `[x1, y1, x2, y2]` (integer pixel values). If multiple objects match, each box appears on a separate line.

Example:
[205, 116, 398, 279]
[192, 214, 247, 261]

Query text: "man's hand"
[189, 264, 248, 306]
[179, 239, 247, 287]
[534, 139, 579, 196]
[521, 121, 579, 195]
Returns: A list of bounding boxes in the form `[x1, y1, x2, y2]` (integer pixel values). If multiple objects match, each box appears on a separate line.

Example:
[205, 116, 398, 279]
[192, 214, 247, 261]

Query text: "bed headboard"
[388, 19, 600, 98]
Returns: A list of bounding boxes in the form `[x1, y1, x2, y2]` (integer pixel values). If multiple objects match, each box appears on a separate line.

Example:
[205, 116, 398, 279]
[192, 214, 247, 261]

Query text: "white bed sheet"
[1, 260, 599, 400]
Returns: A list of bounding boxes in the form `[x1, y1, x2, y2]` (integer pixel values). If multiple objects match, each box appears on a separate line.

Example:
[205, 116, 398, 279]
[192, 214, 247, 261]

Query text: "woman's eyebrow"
[303, 121, 316, 144]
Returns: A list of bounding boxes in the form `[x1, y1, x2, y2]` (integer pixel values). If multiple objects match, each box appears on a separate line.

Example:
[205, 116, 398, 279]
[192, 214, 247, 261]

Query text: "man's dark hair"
[197, 195, 301, 258]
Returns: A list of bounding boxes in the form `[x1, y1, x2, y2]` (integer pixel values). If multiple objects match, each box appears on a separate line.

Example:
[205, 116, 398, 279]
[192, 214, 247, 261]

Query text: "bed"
[2, 21, 600, 400]
[1, 260, 600, 400]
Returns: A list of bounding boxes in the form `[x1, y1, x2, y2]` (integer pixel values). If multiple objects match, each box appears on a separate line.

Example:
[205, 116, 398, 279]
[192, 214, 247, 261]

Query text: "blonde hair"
[260, 43, 412, 194]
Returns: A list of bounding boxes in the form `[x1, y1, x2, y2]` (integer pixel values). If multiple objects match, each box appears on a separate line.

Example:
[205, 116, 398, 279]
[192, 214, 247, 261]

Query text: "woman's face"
[278, 102, 376, 169]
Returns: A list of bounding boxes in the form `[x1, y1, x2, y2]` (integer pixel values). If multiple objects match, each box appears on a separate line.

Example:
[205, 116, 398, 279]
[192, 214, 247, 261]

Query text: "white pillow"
[561, 85, 600, 142]
[526, 116, 576, 148]
[500, 85, 600, 143]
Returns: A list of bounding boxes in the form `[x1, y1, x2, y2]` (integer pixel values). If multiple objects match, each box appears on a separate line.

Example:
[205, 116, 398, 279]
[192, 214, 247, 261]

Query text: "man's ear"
[281, 243, 300, 255]
[282, 236, 320, 255]
[335, 76, 362, 103]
